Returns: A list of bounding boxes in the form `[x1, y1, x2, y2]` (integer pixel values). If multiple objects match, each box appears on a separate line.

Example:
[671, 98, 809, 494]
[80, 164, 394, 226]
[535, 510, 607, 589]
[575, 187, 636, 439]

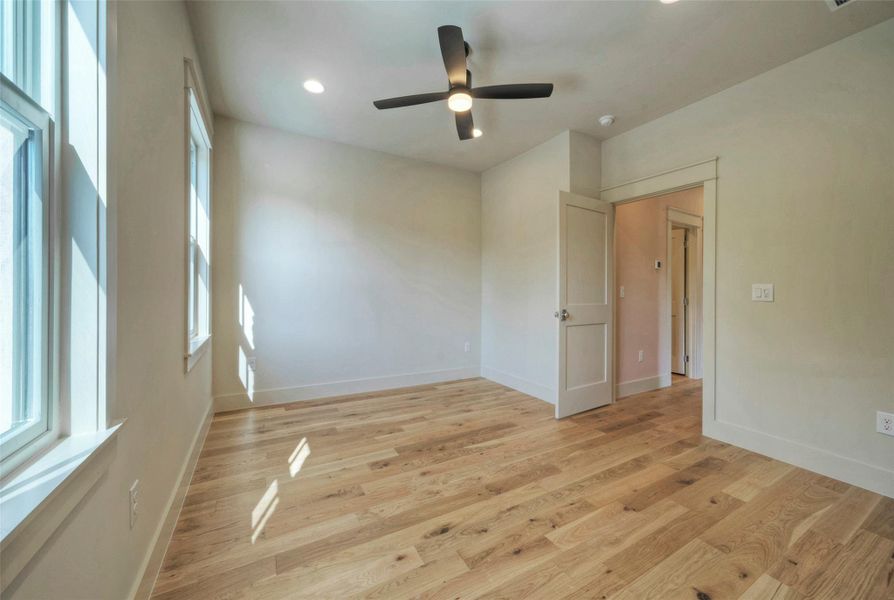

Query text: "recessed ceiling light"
[303, 79, 325, 94]
[660, 0, 680, 4]
[447, 91, 473, 112]
[599, 115, 615, 127]
[472, 128, 483, 138]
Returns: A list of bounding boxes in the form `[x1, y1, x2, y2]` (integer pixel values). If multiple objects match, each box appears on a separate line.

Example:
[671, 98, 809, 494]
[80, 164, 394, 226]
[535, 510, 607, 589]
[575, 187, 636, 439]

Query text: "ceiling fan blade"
[455, 110, 474, 141]
[471, 83, 554, 100]
[438, 25, 467, 88]
[373, 91, 449, 109]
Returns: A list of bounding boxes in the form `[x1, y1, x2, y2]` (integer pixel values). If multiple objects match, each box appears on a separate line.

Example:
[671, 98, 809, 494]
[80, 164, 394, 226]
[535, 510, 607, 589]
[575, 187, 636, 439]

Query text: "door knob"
[554, 309, 569, 321]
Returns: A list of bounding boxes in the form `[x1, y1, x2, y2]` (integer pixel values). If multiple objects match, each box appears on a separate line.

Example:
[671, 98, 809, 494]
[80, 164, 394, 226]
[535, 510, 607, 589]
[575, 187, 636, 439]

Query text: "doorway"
[671, 227, 687, 375]
[612, 189, 703, 399]
[556, 158, 717, 419]
[667, 207, 702, 380]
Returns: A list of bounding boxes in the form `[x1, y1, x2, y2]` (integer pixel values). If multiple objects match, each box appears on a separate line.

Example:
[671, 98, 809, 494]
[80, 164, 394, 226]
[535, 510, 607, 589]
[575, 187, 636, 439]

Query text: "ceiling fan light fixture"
[303, 79, 325, 94]
[447, 91, 473, 112]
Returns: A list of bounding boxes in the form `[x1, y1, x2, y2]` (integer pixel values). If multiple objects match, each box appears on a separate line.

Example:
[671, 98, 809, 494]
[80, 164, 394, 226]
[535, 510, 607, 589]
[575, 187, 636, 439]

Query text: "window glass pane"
[187, 94, 210, 344]
[190, 137, 197, 239]
[188, 138, 197, 337]
[188, 239, 196, 336]
[0, 0, 56, 113]
[1, 101, 46, 451]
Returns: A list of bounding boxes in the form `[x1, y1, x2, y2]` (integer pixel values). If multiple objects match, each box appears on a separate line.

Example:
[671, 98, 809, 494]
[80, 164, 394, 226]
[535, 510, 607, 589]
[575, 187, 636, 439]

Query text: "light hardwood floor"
[151, 378, 894, 599]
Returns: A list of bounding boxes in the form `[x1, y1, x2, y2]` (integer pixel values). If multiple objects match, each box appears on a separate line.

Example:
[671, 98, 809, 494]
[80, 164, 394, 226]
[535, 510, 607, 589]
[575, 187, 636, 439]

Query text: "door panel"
[567, 207, 606, 305]
[557, 192, 613, 419]
[565, 324, 607, 389]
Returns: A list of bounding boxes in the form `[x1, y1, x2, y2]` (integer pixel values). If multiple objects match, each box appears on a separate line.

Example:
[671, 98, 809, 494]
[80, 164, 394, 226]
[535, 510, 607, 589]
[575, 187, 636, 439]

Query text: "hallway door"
[557, 191, 613, 418]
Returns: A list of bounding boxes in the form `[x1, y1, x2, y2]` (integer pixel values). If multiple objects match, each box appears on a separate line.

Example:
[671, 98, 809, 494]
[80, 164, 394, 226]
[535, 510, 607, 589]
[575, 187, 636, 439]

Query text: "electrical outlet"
[129, 480, 139, 529]
[638, 350, 644, 363]
[878, 411, 894, 437]
[247, 357, 257, 371]
[464, 342, 471, 353]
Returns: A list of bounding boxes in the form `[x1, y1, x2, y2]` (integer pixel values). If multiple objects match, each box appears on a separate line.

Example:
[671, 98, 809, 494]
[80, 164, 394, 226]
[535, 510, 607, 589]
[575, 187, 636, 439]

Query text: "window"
[1, 2, 119, 579]
[186, 84, 211, 369]
[1, 0, 55, 464]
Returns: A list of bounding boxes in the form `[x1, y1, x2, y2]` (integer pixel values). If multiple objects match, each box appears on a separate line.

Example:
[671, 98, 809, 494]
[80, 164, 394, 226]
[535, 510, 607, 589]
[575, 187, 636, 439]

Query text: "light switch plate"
[752, 283, 774, 302]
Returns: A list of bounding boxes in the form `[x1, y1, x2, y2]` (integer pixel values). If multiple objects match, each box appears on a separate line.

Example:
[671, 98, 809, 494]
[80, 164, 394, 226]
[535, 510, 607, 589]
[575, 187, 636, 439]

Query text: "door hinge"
[683, 297, 689, 307]
[684, 355, 690, 363]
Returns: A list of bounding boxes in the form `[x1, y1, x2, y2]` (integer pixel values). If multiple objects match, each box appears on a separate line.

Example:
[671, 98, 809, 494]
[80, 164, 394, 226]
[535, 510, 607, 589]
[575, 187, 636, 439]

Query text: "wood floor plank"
[150, 377, 892, 600]
[861, 497, 894, 541]
[810, 485, 882, 543]
[796, 529, 894, 599]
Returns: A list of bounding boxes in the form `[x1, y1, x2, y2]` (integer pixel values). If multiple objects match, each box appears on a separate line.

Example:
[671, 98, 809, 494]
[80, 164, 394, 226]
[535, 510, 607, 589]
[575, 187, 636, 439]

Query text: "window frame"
[0, 74, 56, 465]
[184, 60, 212, 372]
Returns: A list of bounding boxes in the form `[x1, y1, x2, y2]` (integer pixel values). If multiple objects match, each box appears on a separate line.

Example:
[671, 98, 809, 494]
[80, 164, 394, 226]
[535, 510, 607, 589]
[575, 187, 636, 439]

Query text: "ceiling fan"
[373, 25, 554, 141]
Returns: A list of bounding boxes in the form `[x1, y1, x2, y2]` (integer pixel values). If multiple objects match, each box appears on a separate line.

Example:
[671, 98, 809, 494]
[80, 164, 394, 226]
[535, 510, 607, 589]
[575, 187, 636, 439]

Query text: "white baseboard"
[131, 400, 214, 599]
[616, 373, 672, 399]
[480, 366, 556, 405]
[213, 366, 481, 413]
[704, 420, 894, 499]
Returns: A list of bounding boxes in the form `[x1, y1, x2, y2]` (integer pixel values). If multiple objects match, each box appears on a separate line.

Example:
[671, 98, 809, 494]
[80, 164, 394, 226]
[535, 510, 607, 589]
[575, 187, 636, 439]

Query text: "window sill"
[186, 334, 211, 372]
[0, 423, 123, 591]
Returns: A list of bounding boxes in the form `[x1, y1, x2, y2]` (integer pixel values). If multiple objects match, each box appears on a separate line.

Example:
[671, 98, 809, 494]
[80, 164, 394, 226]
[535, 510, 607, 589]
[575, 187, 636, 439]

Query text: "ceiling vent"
[826, 0, 854, 11]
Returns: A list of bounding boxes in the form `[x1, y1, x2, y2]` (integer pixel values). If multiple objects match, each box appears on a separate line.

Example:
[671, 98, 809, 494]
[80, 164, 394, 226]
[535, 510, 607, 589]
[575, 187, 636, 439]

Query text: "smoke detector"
[599, 115, 615, 127]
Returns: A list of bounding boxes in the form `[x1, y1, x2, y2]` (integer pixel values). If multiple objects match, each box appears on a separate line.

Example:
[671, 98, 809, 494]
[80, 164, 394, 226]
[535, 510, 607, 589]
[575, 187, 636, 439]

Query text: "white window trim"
[184, 58, 212, 372]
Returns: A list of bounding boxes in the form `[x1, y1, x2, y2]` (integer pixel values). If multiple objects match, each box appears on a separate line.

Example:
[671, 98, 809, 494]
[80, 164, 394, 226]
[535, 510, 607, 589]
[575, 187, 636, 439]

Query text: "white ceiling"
[186, 1, 894, 172]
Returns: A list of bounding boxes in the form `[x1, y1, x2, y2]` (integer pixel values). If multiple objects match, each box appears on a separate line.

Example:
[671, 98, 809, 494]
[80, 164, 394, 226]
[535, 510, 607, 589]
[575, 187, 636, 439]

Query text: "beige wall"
[211, 118, 481, 410]
[602, 18, 894, 495]
[8, 2, 213, 597]
[615, 188, 703, 385]
[481, 131, 600, 403]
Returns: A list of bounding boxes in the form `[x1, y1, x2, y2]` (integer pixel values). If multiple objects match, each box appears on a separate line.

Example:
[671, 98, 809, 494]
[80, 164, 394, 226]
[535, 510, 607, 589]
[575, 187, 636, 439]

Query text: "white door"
[556, 191, 613, 418]
[671, 228, 686, 375]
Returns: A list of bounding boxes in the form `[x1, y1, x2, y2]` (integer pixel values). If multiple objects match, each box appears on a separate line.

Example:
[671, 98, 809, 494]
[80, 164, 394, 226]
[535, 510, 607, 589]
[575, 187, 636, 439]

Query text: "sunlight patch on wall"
[238, 283, 255, 350]
[238, 345, 254, 402]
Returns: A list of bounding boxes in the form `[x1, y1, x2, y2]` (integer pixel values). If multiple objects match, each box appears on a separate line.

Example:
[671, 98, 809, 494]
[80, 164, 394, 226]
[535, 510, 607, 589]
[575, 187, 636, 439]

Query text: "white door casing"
[556, 191, 613, 418]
